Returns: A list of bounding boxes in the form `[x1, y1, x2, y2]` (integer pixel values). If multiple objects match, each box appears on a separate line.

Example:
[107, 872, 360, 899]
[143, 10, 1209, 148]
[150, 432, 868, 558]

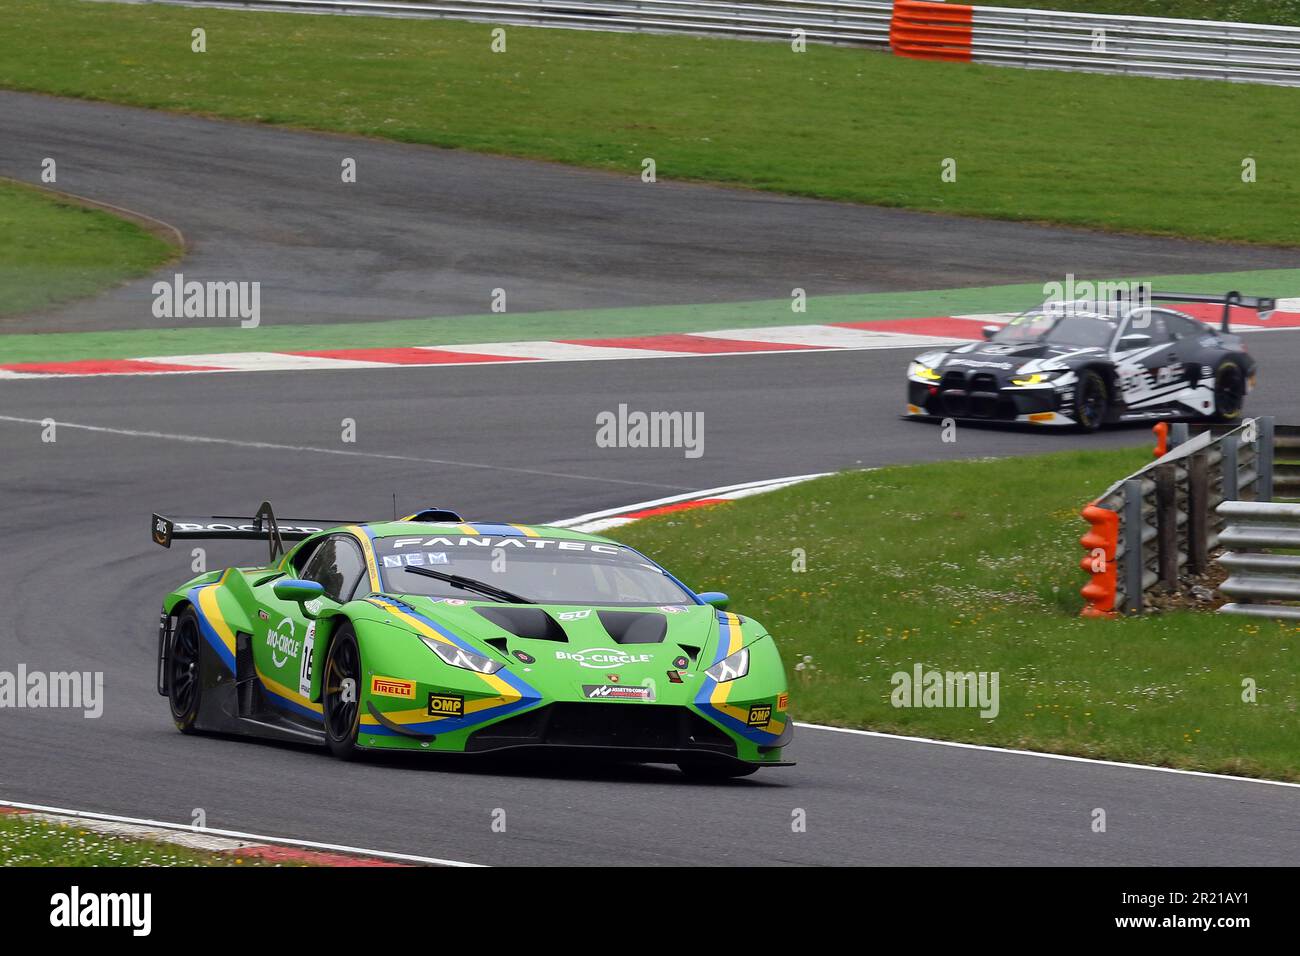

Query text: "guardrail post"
[1187, 452, 1209, 573]
[1123, 479, 1144, 613]
[1169, 422, 1190, 451]
[1222, 434, 1240, 500]
[1155, 464, 1179, 589]
[1259, 416, 1275, 502]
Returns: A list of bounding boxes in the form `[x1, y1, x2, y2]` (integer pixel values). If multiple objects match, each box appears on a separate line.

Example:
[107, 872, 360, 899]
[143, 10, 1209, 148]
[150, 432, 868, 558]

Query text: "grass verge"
[1, 267, 1295, 364]
[0, 812, 293, 866]
[0, 1, 1297, 247]
[0, 180, 176, 319]
[615, 445, 1300, 781]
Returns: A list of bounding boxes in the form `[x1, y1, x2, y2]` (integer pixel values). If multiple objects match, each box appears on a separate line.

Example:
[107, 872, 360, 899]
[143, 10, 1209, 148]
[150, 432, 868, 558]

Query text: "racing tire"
[677, 759, 760, 780]
[168, 607, 204, 734]
[1212, 360, 1246, 422]
[323, 624, 364, 760]
[1073, 370, 1109, 433]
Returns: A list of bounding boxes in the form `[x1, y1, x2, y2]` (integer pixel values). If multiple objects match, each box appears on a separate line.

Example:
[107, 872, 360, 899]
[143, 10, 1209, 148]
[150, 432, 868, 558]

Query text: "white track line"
[795, 722, 1300, 790]
[550, 473, 831, 528]
[0, 799, 482, 866]
[0, 415, 686, 491]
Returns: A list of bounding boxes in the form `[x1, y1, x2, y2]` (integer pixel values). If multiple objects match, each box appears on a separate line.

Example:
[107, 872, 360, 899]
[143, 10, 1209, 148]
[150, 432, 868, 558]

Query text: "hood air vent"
[598, 611, 667, 645]
[473, 606, 567, 642]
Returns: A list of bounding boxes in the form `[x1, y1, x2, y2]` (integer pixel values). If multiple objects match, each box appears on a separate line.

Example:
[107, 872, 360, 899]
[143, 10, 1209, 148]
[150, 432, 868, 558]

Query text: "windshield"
[992, 310, 1118, 349]
[374, 534, 694, 607]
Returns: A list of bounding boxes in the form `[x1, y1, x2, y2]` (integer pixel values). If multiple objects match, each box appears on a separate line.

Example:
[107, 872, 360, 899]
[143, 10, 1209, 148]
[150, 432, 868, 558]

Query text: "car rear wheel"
[1073, 370, 1109, 432]
[323, 625, 363, 760]
[677, 759, 760, 780]
[1213, 360, 1246, 421]
[168, 608, 204, 734]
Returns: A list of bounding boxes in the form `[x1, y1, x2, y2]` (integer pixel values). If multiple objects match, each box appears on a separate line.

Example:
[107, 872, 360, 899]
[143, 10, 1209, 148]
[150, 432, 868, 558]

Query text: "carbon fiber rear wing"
[151, 502, 355, 562]
[1152, 291, 1276, 333]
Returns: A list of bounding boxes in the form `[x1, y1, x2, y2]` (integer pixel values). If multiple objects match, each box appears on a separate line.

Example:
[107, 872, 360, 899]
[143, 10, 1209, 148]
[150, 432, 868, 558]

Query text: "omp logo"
[747, 704, 773, 727]
[50, 886, 151, 936]
[556, 648, 653, 669]
[266, 619, 300, 668]
[371, 676, 415, 699]
[427, 693, 464, 716]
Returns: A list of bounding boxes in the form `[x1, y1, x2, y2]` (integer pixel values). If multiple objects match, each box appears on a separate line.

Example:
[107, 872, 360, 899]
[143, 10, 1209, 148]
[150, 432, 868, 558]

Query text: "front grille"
[467, 703, 735, 756]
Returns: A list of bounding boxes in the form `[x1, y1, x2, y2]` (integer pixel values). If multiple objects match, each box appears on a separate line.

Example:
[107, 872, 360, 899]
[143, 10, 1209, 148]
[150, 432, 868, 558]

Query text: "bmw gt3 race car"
[905, 291, 1273, 431]
[151, 504, 792, 778]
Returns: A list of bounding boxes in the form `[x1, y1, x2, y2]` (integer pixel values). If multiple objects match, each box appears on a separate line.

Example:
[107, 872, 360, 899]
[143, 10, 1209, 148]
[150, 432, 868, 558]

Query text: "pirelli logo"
[427, 693, 465, 717]
[747, 704, 772, 728]
[370, 676, 415, 699]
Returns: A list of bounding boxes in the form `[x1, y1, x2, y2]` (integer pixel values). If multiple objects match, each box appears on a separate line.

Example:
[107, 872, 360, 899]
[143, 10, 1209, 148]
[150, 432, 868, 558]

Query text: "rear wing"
[151, 502, 356, 563]
[1151, 291, 1275, 333]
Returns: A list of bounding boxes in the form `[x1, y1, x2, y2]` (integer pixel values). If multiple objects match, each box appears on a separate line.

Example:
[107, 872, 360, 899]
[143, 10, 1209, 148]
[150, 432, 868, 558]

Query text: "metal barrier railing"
[1080, 418, 1276, 616]
[133, 0, 1300, 88]
[1216, 500, 1300, 621]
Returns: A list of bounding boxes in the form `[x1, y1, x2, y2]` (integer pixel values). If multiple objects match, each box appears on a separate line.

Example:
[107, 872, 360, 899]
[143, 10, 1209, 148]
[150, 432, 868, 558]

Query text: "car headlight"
[908, 361, 942, 382]
[1011, 370, 1064, 387]
[420, 636, 503, 674]
[705, 646, 749, 683]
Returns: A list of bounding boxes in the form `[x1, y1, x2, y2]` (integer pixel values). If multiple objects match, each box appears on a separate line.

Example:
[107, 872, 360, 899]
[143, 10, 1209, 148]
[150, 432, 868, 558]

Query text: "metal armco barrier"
[136, 0, 1300, 87]
[1217, 500, 1300, 621]
[1079, 418, 1276, 617]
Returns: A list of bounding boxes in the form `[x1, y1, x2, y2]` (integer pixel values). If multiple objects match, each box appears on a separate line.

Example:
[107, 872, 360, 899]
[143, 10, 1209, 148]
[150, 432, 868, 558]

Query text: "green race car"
[152, 503, 793, 778]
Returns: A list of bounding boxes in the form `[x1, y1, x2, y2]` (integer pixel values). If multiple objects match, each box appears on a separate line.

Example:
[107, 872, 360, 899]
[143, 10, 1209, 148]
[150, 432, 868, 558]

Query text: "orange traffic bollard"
[1152, 421, 1168, 458]
[1079, 503, 1119, 617]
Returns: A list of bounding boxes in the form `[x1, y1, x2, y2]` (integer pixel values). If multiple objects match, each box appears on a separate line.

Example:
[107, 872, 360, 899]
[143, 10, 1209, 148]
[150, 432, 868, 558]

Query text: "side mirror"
[274, 578, 326, 617]
[981, 325, 999, 341]
[696, 591, 730, 610]
[1119, 333, 1152, 351]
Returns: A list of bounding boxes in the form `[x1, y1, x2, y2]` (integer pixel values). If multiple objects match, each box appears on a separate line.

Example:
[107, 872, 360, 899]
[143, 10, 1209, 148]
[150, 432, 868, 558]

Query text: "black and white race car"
[905, 292, 1273, 431]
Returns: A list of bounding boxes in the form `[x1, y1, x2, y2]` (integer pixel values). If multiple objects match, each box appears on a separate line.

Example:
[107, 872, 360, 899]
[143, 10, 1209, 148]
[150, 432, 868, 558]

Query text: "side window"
[301, 535, 368, 602]
[288, 540, 320, 576]
[1124, 310, 1173, 345]
[1169, 313, 1209, 340]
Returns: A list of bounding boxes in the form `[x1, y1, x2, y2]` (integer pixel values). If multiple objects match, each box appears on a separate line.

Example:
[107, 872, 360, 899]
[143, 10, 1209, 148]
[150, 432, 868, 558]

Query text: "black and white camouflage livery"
[905, 292, 1273, 431]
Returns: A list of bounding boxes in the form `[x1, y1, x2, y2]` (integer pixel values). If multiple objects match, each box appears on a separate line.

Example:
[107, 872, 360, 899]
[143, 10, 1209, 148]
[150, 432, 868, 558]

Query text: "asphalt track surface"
[2, 89, 1298, 334]
[3, 94, 1300, 865]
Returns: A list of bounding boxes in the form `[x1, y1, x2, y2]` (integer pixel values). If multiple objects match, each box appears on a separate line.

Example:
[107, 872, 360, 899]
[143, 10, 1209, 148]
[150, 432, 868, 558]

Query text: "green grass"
[1, 1, 1298, 247]
[0, 180, 175, 318]
[2, 266, 1296, 364]
[0, 813, 293, 866]
[979, 0, 1300, 29]
[615, 446, 1300, 781]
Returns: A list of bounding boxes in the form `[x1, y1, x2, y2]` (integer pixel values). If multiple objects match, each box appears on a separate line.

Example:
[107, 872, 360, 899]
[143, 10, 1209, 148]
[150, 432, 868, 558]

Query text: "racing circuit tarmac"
[2, 92, 1300, 865]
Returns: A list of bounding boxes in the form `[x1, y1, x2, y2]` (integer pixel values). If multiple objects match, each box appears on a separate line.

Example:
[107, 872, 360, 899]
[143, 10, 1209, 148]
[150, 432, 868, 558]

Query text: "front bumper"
[907, 377, 1072, 425]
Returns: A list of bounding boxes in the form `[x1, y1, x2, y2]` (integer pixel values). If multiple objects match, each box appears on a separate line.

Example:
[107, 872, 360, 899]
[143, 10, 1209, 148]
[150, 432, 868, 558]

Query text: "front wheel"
[1073, 370, 1109, 432]
[168, 608, 204, 733]
[323, 625, 363, 760]
[1212, 360, 1246, 422]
